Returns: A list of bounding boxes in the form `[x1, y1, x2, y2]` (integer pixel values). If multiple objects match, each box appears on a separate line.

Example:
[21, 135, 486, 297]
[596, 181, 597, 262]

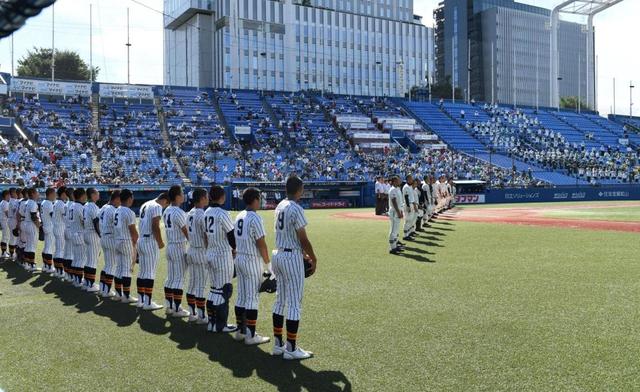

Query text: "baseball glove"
[259, 272, 277, 293]
[303, 257, 314, 278]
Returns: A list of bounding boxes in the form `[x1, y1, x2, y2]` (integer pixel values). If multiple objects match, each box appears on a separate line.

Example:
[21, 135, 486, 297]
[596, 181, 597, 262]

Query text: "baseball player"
[22, 188, 41, 271]
[62, 188, 75, 282]
[186, 188, 209, 324]
[271, 176, 317, 360]
[162, 185, 190, 317]
[205, 185, 238, 333]
[136, 192, 169, 310]
[40, 188, 56, 274]
[414, 181, 424, 233]
[0, 190, 10, 259]
[7, 188, 18, 260]
[388, 176, 405, 255]
[52, 187, 68, 278]
[448, 179, 457, 208]
[402, 176, 418, 240]
[233, 188, 271, 346]
[422, 175, 433, 224]
[98, 190, 120, 298]
[17, 189, 28, 268]
[83, 188, 101, 292]
[69, 188, 87, 287]
[113, 189, 138, 304]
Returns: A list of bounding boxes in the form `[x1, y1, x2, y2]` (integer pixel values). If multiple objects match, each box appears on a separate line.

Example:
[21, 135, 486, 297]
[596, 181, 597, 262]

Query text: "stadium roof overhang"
[549, 0, 626, 110]
[553, 0, 625, 15]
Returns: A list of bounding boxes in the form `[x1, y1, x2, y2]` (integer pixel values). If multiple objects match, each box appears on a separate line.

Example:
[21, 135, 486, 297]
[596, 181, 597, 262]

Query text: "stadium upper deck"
[1, 77, 639, 188]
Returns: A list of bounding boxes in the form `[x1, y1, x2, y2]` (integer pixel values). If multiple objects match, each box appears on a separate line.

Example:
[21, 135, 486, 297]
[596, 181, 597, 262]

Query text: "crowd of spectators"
[3, 91, 638, 188]
[464, 105, 640, 184]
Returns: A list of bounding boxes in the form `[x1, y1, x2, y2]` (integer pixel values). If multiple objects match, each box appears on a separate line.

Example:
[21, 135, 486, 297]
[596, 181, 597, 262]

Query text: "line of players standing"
[386, 174, 456, 254]
[0, 176, 317, 360]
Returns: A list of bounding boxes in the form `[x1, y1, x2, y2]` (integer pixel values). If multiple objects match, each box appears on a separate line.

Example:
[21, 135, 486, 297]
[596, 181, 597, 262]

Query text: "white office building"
[164, 0, 434, 97]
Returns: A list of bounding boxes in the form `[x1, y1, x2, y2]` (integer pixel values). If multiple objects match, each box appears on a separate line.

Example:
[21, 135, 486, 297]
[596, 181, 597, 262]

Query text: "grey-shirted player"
[271, 176, 317, 360]
[98, 190, 120, 298]
[113, 189, 138, 304]
[162, 185, 190, 318]
[233, 188, 271, 346]
[40, 188, 56, 273]
[83, 188, 101, 292]
[205, 185, 238, 333]
[186, 188, 209, 324]
[52, 187, 68, 278]
[136, 192, 169, 310]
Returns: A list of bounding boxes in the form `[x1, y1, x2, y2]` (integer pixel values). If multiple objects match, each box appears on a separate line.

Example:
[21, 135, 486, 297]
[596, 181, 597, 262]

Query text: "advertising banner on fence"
[99, 83, 153, 99]
[10, 78, 92, 97]
[455, 194, 485, 204]
[486, 186, 640, 204]
[310, 200, 350, 209]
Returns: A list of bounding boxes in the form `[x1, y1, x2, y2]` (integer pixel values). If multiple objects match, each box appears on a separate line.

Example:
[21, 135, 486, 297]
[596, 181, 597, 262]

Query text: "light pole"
[259, 52, 267, 94]
[375, 61, 382, 98]
[557, 77, 563, 112]
[630, 82, 635, 119]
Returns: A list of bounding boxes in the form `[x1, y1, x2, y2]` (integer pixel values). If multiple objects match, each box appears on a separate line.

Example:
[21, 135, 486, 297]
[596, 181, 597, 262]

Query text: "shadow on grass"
[0, 261, 352, 392]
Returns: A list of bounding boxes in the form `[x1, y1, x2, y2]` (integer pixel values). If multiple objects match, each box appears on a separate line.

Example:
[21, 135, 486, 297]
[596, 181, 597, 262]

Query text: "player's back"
[204, 206, 233, 252]
[187, 208, 206, 248]
[41, 200, 53, 230]
[274, 199, 306, 251]
[53, 200, 66, 227]
[163, 205, 187, 243]
[139, 200, 161, 237]
[83, 202, 99, 232]
[114, 206, 135, 241]
[69, 202, 84, 233]
[99, 204, 115, 237]
[234, 210, 265, 259]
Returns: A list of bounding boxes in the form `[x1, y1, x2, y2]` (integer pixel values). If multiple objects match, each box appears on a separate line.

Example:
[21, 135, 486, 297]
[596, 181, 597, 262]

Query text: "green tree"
[560, 96, 591, 111]
[16, 47, 99, 81]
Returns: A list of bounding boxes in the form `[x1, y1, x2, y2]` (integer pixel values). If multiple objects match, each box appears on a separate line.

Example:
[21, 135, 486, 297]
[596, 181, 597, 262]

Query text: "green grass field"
[1, 204, 639, 391]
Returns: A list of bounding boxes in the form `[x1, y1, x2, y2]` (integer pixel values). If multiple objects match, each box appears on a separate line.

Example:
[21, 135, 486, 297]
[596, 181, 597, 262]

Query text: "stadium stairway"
[156, 97, 191, 186]
[212, 93, 237, 143]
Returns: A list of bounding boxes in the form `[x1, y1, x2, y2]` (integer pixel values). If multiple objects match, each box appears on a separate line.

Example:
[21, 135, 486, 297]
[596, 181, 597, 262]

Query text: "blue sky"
[0, 0, 637, 115]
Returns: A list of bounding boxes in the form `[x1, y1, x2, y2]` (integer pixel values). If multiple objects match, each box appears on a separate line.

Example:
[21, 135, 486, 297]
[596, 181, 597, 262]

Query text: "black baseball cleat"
[389, 249, 402, 255]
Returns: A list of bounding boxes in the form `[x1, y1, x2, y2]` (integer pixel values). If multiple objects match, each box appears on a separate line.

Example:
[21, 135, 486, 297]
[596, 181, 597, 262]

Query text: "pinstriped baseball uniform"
[41, 200, 54, 255]
[137, 200, 163, 279]
[272, 199, 307, 321]
[53, 199, 66, 260]
[23, 199, 39, 253]
[205, 205, 234, 304]
[234, 210, 266, 311]
[99, 204, 118, 276]
[186, 207, 208, 299]
[18, 199, 28, 249]
[388, 186, 403, 251]
[83, 202, 101, 269]
[64, 201, 74, 261]
[0, 200, 9, 246]
[163, 205, 188, 289]
[69, 202, 86, 270]
[8, 198, 19, 246]
[423, 183, 433, 218]
[114, 206, 136, 279]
